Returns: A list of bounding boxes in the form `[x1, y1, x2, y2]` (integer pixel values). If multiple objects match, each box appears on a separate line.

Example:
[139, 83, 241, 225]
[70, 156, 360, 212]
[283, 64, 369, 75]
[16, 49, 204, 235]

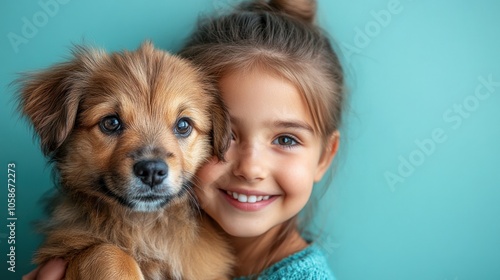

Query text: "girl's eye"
[174, 117, 193, 138]
[99, 115, 123, 135]
[273, 135, 299, 147]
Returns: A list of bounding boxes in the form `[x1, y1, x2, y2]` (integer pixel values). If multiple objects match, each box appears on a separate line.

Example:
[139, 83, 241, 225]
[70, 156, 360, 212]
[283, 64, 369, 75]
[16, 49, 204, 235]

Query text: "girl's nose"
[231, 142, 267, 183]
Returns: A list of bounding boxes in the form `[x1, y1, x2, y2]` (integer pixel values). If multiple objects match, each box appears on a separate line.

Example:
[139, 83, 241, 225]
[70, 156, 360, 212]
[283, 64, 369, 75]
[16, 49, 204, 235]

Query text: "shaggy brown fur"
[17, 42, 233, 279]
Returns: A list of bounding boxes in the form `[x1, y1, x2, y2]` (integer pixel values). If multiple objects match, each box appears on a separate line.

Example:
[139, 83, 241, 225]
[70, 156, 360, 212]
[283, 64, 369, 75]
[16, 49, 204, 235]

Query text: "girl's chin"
[218, 217, 285, 239]
[217, 219, 272, 238]
[222, 225, 267, 238]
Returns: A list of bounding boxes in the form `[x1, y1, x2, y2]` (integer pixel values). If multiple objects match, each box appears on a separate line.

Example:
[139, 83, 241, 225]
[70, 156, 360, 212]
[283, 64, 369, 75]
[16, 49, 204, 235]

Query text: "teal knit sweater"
[233, 243, 336, 280]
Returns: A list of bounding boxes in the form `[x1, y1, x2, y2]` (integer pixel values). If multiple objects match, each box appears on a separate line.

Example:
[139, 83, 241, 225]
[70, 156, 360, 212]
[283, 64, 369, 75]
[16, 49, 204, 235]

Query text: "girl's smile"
[221, 189, 279, 212]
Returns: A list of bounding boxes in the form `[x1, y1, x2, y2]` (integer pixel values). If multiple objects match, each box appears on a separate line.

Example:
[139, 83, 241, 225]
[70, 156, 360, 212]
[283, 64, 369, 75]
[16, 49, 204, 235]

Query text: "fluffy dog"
[17, 42, 233, 279]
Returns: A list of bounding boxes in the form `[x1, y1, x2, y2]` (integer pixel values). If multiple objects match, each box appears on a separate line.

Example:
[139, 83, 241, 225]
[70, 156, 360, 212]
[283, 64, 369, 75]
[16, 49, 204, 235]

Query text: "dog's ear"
[16, 47, 104, 157]
[210, 93, 231, 161]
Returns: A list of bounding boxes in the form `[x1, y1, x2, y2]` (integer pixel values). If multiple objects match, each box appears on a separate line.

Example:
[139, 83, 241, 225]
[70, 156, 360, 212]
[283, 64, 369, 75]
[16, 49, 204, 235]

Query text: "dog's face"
[17, 42, 229, 212]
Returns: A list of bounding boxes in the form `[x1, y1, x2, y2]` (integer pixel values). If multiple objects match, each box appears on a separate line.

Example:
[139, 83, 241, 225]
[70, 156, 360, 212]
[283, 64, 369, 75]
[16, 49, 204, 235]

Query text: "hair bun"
[269, 0, 316, 23]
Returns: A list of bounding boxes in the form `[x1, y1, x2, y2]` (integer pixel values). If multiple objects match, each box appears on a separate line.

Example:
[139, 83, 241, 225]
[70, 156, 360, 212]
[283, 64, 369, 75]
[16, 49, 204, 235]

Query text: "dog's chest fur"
[37, 194, 215, 279]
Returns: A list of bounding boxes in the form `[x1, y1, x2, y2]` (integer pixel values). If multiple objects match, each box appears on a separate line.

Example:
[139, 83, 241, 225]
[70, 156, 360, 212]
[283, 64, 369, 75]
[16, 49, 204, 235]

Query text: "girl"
[180, 1, 343, 278]
[24, 0, 344, 279]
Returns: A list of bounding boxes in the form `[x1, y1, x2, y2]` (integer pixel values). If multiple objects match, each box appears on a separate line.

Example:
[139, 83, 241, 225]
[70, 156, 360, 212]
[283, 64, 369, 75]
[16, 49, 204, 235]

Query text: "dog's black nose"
[133, 160, 168, 187]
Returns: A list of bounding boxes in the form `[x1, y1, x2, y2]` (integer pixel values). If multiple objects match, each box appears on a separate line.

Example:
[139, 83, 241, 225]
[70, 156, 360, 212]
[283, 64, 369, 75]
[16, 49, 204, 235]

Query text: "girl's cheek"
[196, 156, 228, 187]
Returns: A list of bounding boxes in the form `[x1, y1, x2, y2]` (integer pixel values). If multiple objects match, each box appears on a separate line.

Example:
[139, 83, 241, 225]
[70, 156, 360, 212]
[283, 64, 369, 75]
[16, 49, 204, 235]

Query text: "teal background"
[1, 0, 499, 279]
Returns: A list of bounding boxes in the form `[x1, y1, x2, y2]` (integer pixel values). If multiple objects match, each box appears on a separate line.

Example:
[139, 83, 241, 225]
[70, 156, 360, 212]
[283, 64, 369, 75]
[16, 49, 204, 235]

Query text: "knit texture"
[233, 243, 335, 280]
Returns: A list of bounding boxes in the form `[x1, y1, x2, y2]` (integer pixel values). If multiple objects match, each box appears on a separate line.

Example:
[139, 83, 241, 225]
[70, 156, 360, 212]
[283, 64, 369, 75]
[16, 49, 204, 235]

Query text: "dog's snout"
[133, 160, 168, 187]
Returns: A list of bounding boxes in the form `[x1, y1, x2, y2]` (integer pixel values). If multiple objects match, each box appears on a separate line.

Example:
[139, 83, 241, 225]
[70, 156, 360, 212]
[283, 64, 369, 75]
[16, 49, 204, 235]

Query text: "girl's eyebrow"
[272, 120, 314, 133]
[230, 115, 314, 133]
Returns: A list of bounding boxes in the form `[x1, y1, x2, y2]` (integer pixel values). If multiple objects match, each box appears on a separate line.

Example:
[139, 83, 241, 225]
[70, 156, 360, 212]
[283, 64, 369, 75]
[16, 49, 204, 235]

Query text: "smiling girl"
[180, 0, 344, 278]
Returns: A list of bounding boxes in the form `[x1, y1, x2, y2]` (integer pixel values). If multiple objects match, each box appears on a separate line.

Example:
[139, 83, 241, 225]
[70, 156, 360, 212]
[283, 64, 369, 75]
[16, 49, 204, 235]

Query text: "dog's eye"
[174, 117, 193, 138]
[99, 115, 122, 134]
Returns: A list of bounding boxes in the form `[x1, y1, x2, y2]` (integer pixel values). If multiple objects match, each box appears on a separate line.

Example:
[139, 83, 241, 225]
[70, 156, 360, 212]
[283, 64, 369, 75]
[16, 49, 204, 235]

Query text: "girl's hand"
[22, 259, 67, 280]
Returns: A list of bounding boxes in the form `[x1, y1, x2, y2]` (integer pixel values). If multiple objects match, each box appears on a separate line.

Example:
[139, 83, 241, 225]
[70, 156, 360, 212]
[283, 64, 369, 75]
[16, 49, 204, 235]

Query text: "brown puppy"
[17, 42, 233, 279]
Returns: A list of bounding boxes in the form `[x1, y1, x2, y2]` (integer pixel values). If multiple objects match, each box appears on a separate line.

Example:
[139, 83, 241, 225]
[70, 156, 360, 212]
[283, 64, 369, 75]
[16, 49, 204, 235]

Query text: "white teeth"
[238, 194, 248, 203]
[226, 191, 271, 204]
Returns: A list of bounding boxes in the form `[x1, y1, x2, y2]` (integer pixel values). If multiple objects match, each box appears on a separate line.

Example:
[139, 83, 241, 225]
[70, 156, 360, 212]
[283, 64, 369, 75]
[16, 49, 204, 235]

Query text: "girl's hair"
[180, 0, 344, 275]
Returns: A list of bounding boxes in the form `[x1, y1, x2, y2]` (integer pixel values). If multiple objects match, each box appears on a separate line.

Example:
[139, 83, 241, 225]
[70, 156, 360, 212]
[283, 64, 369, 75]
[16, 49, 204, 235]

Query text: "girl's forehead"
[220, 68, 299, 103]
[219, 68, 315, 129]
